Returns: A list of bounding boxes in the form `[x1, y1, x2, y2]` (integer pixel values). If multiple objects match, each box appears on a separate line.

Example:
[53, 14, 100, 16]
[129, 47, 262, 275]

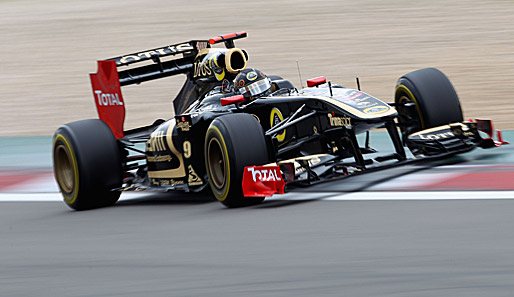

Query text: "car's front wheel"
[395, 68, 463, 136]
[204, 113, 270, 207]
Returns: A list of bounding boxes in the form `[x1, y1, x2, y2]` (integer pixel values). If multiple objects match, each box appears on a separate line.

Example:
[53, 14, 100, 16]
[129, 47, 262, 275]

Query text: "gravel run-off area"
[1, 0, 513, 136]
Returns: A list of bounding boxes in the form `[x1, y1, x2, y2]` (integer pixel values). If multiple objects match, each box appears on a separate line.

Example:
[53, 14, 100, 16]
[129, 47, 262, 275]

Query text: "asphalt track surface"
[2, 134, 514, 296]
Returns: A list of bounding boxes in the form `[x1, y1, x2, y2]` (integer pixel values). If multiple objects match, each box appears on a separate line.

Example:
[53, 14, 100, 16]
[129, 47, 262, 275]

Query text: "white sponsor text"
[247, 167, 282, 182]
[95, 90, 123, 106]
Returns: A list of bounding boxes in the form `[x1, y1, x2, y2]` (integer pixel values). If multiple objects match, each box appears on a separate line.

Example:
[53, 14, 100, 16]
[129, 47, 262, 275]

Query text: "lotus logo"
[246, 71, 258, 81]
[270, 108, 286, 142]
[419, 132, 454, 140]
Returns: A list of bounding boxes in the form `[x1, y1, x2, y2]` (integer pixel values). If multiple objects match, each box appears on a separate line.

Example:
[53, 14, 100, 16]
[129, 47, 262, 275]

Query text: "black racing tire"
[395, 68, 463, 134]
[53, 119, 122, 210]
[204, 113, 270, 207]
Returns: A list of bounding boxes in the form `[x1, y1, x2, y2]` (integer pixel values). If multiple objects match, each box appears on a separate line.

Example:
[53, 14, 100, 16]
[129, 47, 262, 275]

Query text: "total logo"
[246, 167, 282, 182]
[94, 90, 123, 106]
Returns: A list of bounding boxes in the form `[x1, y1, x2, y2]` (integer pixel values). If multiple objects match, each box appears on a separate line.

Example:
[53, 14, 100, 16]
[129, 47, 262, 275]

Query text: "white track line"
[366, 172, 461, 190]
[0, 192, 152, 202]
[306, 191, 514, 200]
[1, 191, 514, 202]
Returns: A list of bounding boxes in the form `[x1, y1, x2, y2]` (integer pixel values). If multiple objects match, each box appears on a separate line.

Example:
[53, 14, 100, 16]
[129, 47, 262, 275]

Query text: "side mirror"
[307, 76, 326, 87]
[221, 95, 245, 106]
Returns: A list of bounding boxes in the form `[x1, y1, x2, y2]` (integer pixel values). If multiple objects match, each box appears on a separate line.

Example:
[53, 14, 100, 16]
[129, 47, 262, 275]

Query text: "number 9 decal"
[183, 141, 192, 159]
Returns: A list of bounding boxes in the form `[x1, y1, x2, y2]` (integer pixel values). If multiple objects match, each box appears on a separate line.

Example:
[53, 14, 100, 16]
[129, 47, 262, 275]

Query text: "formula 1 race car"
[52, 31, 508, 210]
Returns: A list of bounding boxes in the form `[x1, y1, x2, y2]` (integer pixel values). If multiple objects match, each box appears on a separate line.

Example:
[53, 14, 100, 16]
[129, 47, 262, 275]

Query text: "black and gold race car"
[52, 32, 507, 210]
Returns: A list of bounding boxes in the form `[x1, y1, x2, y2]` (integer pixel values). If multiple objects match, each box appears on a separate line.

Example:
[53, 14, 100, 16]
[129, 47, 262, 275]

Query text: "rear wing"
[89, 32, 248, 139]
[108, 40, 209, 86]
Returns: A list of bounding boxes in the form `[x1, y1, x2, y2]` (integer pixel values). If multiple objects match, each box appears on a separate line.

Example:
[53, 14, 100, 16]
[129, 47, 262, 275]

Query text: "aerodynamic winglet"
[242, 165, 285, 197]
[90, 60, 125, 139]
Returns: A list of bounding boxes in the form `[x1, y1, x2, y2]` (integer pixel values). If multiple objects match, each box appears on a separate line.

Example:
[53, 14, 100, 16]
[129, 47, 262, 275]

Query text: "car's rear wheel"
[205, 113, 269, 207]
[53, 119, 122, 210]
[395, 68, 463, 135]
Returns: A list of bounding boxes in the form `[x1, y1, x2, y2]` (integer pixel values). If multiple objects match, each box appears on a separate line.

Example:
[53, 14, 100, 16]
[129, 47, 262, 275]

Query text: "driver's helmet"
[234, 68, 272, 101]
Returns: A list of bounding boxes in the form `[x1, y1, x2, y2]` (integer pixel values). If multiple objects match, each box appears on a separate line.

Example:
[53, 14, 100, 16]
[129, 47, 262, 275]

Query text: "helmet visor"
[239, 78, 271, 97]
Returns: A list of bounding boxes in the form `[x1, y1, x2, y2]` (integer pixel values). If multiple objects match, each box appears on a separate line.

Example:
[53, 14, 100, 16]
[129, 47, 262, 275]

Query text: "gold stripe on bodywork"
[409, 124, 453, 136]
[311, 96, 397, 119]
[147, 121, 186, 179]
[195, 48, 223, 59]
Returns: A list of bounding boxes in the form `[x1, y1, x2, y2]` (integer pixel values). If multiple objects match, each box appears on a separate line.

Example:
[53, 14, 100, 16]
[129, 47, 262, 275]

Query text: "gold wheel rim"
[399, 95, 409, 103]
[396, 85, 425, 129]
[55, 144, 75, 194]
[398, 94, 422, 131]
[207, 138, 226, 189]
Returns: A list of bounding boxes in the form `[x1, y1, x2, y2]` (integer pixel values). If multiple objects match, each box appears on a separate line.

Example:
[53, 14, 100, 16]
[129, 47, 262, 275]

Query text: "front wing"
[242, 119, 508, 197]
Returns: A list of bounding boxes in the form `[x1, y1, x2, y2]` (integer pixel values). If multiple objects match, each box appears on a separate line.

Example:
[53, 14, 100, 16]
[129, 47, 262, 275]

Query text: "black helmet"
[234, 68, 272, 101]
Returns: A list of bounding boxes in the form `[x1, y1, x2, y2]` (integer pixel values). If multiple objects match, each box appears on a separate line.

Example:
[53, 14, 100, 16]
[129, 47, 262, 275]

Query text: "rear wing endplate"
[90, 60, 125, 139]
